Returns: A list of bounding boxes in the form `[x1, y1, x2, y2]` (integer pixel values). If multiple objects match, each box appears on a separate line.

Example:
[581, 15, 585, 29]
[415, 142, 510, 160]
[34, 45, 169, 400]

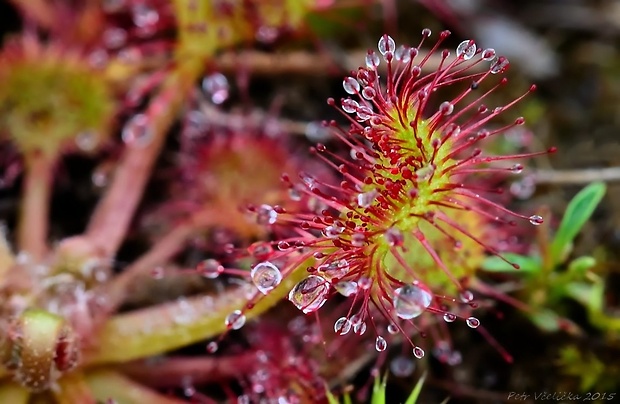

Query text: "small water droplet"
[248, 241, 273, 260]
[343, 77, 360, 94]
[384, 227, 404, 246]
[305, 121, 331, 142]
[439, 101, 454, 116]
[103, 27, 127, 49]
[334, 317, 352, 335]
[510, 177, 536, 200]
[335, 281, 357, 297]
[256, 26, 278, 43]
[393, 283, 433, 319]
[357, 276, 372, 290]
[378, 35, 396, 55]
[75, 130, 99, 151]
[225, 310, 246, 330]
[443, 313, 457, 323]
[529, 215, 544, 226]
[459, 290, 474, 303]
[387, 323, 399, 334]
[202, 73, 229, 104]
[206, 341, 218, 353]
[288, 187, 303, 201]
[196, 259, 224, 279]
[413, 346, 425, 359]
[256, 204, 278, 225]
[466, 316, 480, 328]
[489, 56, 509, 74]
[510, 164, 524, 174]
[132, 3, 159, 28]
[318, 259, 349, 279]
[288, 275, 330, 314]
[421, 28, 432, 38]
[365, 51, 380, 70]
[122, 114, 152, 146]
[390, 355, 414, 377]
[251, 261, 282, 294]
[351, 233, 366, 247]
[375, 336, 387, 351]
[416, 164, 435, 181]
[341, 98, 359, 113]
[323, 222, 345, 238]
[353, 321, 367, 335]
[456, 40, 476, 60]
[481, 48, 496, 61]
[394, 45, 411, 63]
[356, 106, 372, 121]
[357, 189, 378, 208]
[362, 86, 376, 100]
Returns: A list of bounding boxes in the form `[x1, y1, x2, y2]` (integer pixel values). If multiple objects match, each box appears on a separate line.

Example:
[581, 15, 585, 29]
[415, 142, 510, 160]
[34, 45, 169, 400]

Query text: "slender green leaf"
[325, 387, 340, 404]
[371, 373, 387, 404]
[404, 372, 427, 404]
[481, 253, 541, 273]
[567, 256, 596, 276]
[551, 182, 606, 264]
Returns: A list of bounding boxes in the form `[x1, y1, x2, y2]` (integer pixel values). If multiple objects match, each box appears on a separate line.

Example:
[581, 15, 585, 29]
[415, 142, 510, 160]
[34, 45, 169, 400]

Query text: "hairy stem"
[85, 264, 308, 365]
[85, 61, 203, 258]
[17, 153, 54, 260]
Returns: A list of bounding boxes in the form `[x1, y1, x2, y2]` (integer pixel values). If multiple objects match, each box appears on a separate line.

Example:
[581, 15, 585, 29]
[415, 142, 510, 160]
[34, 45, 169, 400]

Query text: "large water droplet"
[206, 341, 218, 353]
[334, 317, 352, 335]
[196, 259, 224, 279]
[343, 77, 360, 94]
[256, 204, 278, 225]
[394, 45, 411, 63]
[356, 106, 372, 121]
[365, 51, 380, 70]
[122, 114, 152, 146]
[375, 336, 387, 351]
[225, 310, 246, 330]
[378, 35, 396, 55]
[318, 259, 349, 279]
[529, 215, 544, 226]
[393, 283, 432, 319]
[202, 73, 229, 104]
[362, 86, 376, 100]
[489, 56, 509, 74]
[353, 321, 367, 335]
[288, 275, 330, 314]
[466, 316, 480, 328]
[413, 346, 425, 359]
[456, 40, 476, 60]
[341, 98, 359, 114]
[251, 261, 282, 294]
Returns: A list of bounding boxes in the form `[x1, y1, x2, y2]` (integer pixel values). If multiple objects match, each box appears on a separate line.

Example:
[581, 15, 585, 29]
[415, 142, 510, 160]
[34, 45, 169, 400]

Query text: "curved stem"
[85, 61, 203, 258]
[17, 153, 55, 261]
[85, 263, 309, 365]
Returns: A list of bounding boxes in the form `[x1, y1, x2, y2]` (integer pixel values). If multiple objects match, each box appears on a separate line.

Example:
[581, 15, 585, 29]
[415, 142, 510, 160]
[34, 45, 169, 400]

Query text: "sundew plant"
[1, 1, 613, 403]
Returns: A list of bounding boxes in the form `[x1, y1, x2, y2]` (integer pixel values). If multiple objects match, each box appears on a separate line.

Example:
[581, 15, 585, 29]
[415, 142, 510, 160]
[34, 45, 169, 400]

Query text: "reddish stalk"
[17, 152, 54, 261]
[84, 61, 203, 257]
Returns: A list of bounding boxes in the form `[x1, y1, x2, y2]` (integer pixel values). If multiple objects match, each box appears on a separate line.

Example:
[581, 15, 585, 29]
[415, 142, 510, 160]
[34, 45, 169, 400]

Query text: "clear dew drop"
[103, 27, 127, 49]
[387, 323, 399, 334]
[384, 227, 404, 246]
[489, 56, 510, 74]
[122, 114, 152, 146]
[356, 105, 373, 121]
[415, 164, 435, 181]
[334, 317, 352, 335]
[323, 222, 344, 238]
[351, 233, 366, 247]
[288, 275, 330, 314]
[288, 187, 302, 201]
[459, 290, 474, 303]
[362, 86, 376, 100]
[422, 28, 432, 37]
[132, 3, 159, 28]
[256, 204, 278, 225]
[439, 101, 454, 116]
[375, 336, 387, 352]
[529, 215, 544, 226]
[413, 346, 425, 359]
[357, 276, 372, 290]
[353, 321, 367, 335]
[357, 189, 378, 207]
[466, 316, 480, 328]
[341, 98, 359, 114]
[394, 45, 410, 63]
[305, 121, 331, 142]
[443, 313, 457, 323]
[510, 164, 524, 174]
[378, 34, 396, 55]
[255, 25, 278, 43]
[335, 281, 358, 297]
[318, 259, 349, 279]
[456, 40, 477, 60]
[510, 177, 536, 200]
[202, 73, 229, 104]
[481, 48, 496, 61]
[393, 284, 432, 320]
[196, 259, 224, 279]
[75, 130, 98, 152]
[365, 51, 380, 70]
[206, 341, 218, 353]
[390, 356, 414, 377]
[225, 310, 246, 330]
[251, 261, 282, 294]
[343, 77, 360, 94]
